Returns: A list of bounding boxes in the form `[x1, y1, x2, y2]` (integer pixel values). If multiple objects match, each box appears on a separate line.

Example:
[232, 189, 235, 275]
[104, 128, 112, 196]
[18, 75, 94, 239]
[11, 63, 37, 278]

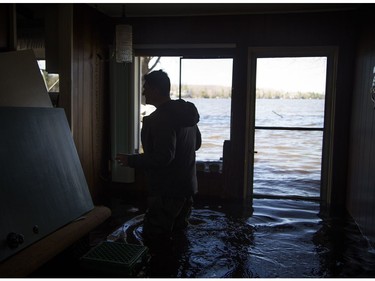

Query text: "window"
[37, 60, 59, 93]
[37, 60, 59, 107]
[135, 56, 233, 162]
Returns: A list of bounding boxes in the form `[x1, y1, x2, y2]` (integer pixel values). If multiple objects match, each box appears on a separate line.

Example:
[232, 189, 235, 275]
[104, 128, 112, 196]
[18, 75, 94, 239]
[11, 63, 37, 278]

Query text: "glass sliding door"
[252, 56, 327, 200]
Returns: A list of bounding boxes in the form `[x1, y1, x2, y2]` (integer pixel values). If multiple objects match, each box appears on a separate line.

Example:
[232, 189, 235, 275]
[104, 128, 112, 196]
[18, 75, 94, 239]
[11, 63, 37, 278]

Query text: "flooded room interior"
[1, 2, 375, 278]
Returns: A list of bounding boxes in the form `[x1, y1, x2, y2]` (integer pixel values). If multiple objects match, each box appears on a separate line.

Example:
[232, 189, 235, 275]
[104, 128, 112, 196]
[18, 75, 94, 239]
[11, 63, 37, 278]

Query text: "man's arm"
[116, 125, 177, 169]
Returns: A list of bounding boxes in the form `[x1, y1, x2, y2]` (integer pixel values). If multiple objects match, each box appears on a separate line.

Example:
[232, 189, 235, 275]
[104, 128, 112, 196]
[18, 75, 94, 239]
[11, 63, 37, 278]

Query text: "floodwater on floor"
[110, 198, 375, 278]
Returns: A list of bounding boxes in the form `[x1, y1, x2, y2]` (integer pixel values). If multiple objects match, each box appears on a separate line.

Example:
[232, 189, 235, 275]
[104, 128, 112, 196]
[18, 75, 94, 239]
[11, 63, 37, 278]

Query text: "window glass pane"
[140, 56, 181, 117]
[181, 59, 233, 161]
[254, 129, 322, 197]
[137, 56, 233, 162]
[37, 60, 60, 93]
[253, 57, 327, 198]
[256, 57, 326, 128]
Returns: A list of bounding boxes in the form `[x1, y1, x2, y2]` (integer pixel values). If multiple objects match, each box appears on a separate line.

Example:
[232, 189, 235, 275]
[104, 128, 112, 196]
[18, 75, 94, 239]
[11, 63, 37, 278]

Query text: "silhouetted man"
[116, 70, 201, 244]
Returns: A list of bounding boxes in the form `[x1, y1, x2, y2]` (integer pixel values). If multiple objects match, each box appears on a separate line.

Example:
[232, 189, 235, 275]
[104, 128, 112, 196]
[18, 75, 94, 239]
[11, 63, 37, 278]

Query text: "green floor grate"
[80, 241, 149, 276]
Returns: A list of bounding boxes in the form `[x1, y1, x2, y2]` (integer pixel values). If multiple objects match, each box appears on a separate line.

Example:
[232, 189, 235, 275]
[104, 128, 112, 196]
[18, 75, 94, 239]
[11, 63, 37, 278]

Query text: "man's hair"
[144, 70, 171, 97]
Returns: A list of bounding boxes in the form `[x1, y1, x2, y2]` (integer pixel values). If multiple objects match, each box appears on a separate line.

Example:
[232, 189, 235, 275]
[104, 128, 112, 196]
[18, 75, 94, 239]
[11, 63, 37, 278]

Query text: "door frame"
[244, 46, 338, 214]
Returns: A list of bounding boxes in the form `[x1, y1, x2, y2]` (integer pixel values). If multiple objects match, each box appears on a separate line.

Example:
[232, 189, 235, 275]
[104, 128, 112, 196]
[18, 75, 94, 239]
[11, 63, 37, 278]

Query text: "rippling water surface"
[191, 98, 323, 198]
[113, 198, 375, 278]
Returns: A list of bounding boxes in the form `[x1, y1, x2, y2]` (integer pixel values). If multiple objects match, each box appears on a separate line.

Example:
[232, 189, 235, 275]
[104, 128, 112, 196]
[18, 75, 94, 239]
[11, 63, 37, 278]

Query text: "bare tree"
[141, 56, 161, 79]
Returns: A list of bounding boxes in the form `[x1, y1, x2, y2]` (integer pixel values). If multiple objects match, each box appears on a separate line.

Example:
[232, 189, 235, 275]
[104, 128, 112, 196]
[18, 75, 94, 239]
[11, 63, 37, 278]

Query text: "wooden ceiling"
[89, 3, 359, 18]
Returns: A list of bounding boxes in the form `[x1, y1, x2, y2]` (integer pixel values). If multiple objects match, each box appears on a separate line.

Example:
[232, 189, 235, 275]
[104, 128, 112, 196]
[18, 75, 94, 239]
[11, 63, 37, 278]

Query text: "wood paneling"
[0, 4, 15, 51]
[347, 7, 375, 245]
[0, 5, 8, 50]
[72, 5, 111, 204]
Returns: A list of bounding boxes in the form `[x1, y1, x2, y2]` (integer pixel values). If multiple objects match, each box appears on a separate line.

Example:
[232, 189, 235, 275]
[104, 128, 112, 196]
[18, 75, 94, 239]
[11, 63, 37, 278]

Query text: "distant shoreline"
[171, 84, 325, 99]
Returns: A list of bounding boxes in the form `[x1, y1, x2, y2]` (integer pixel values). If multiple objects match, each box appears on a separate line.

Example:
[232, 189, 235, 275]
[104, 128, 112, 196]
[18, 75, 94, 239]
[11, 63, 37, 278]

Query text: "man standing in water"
[116, 70, 201, 245]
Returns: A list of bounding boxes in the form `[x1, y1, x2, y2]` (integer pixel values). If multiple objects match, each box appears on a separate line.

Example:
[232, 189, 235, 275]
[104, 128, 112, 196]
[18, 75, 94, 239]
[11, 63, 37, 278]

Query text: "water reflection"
[116, 199, 375, 278]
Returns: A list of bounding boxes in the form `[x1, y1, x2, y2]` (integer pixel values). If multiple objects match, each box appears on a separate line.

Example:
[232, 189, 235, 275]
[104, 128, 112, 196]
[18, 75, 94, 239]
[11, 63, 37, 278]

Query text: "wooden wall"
[0, 5, 9, 50]
[0, 4, 15, 51]
[71, 5, 112, 204]
[347, 6, 375, 246]
[0, 4, 112, 204]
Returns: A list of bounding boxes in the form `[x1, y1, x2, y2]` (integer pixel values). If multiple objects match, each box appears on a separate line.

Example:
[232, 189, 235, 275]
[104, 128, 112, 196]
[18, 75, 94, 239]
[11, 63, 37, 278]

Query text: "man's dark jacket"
[128, 99, 201, 198]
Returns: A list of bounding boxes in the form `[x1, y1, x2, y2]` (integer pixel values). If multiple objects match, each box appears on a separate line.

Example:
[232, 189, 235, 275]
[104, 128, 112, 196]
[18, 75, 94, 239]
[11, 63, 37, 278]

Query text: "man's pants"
[142, 195, 193, 241]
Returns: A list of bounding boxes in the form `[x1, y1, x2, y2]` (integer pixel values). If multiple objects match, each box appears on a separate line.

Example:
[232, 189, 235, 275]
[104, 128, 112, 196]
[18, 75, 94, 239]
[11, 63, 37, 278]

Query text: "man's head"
[142, 70, 171, 107]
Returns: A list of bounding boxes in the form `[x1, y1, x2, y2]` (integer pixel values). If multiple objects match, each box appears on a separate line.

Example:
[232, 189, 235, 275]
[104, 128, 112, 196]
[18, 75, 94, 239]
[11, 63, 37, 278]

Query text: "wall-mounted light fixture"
[115, 5, 132, 63]
[115, 24, 132, 63]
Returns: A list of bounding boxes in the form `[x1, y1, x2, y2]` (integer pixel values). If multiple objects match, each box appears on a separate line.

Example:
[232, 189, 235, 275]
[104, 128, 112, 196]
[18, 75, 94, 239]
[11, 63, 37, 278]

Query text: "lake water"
[187, 98, 231, 161]
[189, 98, 324, 198]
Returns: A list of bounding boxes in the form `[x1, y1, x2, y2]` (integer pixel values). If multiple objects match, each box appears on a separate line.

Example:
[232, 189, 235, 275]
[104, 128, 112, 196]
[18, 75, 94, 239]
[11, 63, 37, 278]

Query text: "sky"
[256, 57, 327, 94]
[152, 57, 233, 87]
[152, 56, 327, 94]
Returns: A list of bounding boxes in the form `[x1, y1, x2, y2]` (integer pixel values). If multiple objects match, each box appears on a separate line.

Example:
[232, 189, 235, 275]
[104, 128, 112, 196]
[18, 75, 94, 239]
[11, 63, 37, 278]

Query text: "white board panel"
[0, 107, 93, 262]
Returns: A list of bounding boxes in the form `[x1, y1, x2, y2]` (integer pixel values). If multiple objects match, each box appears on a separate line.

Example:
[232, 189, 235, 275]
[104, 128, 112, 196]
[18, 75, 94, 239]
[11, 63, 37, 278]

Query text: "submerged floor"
[103, 197, 375, 278]
[31, 197, 375, 278]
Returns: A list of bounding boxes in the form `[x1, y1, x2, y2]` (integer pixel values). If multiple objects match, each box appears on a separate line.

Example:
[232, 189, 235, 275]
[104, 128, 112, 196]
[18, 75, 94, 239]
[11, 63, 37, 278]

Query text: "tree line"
[255, 88, 324, 99]
[170, 84, 324, 99]
[171, 84, 232, 99]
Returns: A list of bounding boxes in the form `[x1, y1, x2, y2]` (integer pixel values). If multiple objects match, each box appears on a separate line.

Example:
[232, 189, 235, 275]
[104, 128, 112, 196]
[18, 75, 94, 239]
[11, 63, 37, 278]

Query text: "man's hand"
[115, 153, 129, 166]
